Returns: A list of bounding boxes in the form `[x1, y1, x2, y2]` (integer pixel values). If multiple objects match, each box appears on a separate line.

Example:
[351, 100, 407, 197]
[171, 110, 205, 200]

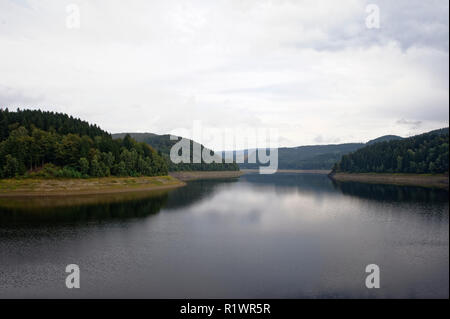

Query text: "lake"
[0, 173, 448, 298]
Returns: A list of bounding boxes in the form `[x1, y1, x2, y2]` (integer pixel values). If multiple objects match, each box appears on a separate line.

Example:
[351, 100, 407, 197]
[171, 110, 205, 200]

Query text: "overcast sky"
[0, 0, 448, 149]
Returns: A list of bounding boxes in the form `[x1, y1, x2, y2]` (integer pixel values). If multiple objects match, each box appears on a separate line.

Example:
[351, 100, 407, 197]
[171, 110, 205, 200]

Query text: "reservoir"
[0, 173, 448, 298]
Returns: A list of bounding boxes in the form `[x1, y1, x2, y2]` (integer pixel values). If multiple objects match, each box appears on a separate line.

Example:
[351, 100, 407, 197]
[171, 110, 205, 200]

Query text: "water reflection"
[241, 172, 338, 195]
[0, 191, 169, 225]
[331, 179, 449, 203]
[0, 173, 448, 298]
[164, 178, 239, 211]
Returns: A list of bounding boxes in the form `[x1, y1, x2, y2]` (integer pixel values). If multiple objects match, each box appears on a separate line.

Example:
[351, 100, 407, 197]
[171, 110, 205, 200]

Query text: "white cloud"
[0, 0, 448, 149]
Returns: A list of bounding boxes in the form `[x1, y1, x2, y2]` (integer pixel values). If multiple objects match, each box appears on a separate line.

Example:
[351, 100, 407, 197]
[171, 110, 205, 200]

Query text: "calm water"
[0, 173, 448, 298]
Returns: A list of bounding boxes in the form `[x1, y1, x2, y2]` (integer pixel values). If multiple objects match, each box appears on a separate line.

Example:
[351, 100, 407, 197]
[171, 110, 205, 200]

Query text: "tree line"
[112, 133, 240, 171]
[333, 128, 449, 174]
[0, 109, 167, 178]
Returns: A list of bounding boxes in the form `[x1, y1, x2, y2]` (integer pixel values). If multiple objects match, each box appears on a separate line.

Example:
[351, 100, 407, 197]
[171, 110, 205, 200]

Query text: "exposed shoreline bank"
[330, 172, 449, 190]
[169, 170, 244, 181]
[0, 176, 186, 197]
[241, 169, 331, 174]
[0, 171, 246, 198]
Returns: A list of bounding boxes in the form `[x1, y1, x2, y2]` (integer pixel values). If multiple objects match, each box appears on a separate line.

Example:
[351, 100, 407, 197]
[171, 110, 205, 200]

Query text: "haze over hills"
[115, 132, 408, 171]
[235, 143, 364, 170]
[226, 135, 405, 170]
[1, 108, 447, 176]
[112, 133, 239, 172]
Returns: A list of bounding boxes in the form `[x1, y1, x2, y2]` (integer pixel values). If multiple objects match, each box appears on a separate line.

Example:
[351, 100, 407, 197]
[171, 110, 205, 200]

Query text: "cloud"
[0, 0, 448, 149]
[396, 118, 422, 129]
[0, 85, 44, 107]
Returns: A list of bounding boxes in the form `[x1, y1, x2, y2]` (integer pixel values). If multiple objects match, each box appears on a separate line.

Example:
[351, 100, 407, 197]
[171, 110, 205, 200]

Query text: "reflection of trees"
[3, 174, 445, 226]
[0, 178, 240, 224]
[331, 179, 449, 203]
[240, 173, 337, 195]
[164, 178, 239, 210]
[241, 173, 449, 205]
[0, 192, 168, 225]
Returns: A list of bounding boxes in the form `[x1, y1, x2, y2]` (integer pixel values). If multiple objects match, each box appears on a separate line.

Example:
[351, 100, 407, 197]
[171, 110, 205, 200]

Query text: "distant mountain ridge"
[112, 132, 239, 172]
[231, 135, 405, 170]
[115, 132, 409, 171]
[235, 143, 364, 170]
[367, 135, 403, 145]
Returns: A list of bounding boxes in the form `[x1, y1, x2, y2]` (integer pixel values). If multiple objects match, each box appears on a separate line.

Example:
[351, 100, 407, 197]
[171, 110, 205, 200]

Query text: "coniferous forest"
[0, 109, 168, 178]
[112, 133, 240, 172]
[333, 128, 449, 174]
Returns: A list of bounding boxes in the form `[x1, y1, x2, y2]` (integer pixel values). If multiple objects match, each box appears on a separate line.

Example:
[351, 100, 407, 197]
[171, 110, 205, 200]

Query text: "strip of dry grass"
[0, 175, 185, 197]
[330, 172, 449, 189]
[169, 170, 244, 181]
[240, 169, 331, 174]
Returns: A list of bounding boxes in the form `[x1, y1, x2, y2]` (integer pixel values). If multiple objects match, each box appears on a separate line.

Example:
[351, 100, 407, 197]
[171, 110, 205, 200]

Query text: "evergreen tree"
[333, 128, 449, 174]
[0, 109, 168, 178]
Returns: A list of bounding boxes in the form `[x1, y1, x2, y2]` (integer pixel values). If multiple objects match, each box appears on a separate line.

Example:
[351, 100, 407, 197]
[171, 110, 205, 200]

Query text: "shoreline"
[169, 170, 244, 181]
[0, 171, 245, 208]
[330, 172, 449, 190]
[0, 176, 186, 197]
[0, 171, 246, 198]
[241, 169, 331, 174]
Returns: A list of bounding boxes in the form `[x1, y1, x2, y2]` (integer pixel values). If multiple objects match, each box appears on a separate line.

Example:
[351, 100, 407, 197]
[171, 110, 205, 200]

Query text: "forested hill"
[0, 108, 109, 140]
[366, 135, 403, 145]
[333, 128, 449, 174]
[224, 135, 404, 170]
[237, 143, 365, 170]
[121, 131, 404, 171]
[0, 109, 167, 178]
[112, 133, 240, 171]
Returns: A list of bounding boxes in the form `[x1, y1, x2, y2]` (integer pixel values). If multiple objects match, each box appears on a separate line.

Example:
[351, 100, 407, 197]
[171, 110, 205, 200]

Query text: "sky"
[0, 0, 448, 150]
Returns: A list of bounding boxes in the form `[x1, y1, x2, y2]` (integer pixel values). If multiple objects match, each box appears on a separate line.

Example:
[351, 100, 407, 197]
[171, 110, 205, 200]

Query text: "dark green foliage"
[22, 163, 83, 179]
[79, 157, 89, 175]
[3, 154, 22, 177]
[0, 108, 109, 140]
[333, 128, 449, 174]
[238, 135, 405, 170]
[112, 133, 240, 172]
[366, 135, 403, 145]
[0, 109, 168, 178]
[237, 143, 365, 170]
[115, 133, 404, 170]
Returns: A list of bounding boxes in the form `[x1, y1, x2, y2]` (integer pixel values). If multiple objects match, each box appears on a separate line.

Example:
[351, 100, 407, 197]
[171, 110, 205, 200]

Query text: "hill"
[333, 128, 449, 174]
[0, 109, 167, 178]
[0, 108, 110, 140]
[236, 143, 364, 170]
[225, 135, 404, 170]
[366, 135, 403, 145]
[118, 132, 409, 171]
[112, 133, 239, 172]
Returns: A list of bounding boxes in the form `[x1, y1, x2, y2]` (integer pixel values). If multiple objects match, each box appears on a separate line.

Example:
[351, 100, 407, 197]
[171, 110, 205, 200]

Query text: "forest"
[0, 109, 167, 178]
[236, 135, 403, 170]
[333, 128, 449, 174]
[236, 143, 364, 170]
[112, 133, 240, 171]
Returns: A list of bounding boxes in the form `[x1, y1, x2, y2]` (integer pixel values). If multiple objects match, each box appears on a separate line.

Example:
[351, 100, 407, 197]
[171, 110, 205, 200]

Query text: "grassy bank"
[330, 172, 449, 189]
[169, 170, 244, 181]
[0, 175, 185, 197]
[0, 170, 245, 198]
